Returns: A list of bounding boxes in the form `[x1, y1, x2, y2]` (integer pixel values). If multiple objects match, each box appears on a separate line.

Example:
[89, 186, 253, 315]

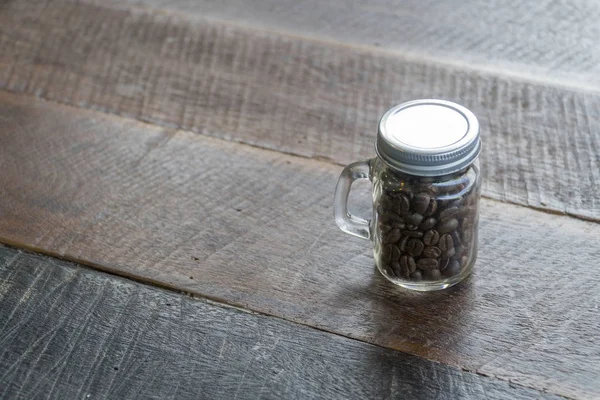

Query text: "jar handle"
[333, 160, 372, 240]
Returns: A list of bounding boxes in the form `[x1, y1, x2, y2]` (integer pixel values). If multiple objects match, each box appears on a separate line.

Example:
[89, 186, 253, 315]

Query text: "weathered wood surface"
[1, 92, 599, 399]
[109, 0, 600, 88]
[0, 247, 565, 400]
[2, 0, 600, 221]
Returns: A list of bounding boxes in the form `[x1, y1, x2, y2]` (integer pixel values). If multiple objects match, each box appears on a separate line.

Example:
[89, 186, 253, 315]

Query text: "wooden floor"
[1, 0, 599, 399]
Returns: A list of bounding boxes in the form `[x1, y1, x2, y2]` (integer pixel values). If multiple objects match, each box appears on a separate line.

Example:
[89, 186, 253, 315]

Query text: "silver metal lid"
[375, 99, 481, 176]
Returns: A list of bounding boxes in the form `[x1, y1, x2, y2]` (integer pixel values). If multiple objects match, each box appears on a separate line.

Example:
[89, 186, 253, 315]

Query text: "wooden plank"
[1, 0, 600, 222]
[0, 92, 599, 399]
[0, 247, 565, 400]
[106, 0, 600, 88]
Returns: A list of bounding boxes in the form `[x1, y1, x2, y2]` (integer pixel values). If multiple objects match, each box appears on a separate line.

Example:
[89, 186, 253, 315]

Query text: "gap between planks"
[0, 242, 575, 400]
[2, 88, 597, 225]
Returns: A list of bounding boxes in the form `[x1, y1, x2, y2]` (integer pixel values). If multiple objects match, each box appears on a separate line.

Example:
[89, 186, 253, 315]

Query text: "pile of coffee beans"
[375, 170, 479, 282]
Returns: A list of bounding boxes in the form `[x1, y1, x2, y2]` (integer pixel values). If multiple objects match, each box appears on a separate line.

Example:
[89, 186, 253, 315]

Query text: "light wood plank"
[1, 0, 599, 221]
[0, 246, 566, 400]
[0, 92, 599, 399]
[107, 0, 600, 89]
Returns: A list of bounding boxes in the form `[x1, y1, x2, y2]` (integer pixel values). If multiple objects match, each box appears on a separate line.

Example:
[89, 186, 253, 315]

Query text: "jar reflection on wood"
[334, 99, 482, 291]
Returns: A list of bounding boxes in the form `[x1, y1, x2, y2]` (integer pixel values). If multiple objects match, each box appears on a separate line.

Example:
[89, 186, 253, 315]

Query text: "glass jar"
[334, 99, 482, 291]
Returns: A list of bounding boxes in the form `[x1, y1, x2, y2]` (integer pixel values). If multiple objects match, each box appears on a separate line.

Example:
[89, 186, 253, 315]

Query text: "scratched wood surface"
[2, 0, 600, 221]
[1, 92, 599, 399]
[110, 0, 600, 88]
[0, 246, 566, 400]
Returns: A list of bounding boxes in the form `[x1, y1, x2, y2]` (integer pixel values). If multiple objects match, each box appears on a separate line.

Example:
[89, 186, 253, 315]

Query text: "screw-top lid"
[375, 99, 481, 176]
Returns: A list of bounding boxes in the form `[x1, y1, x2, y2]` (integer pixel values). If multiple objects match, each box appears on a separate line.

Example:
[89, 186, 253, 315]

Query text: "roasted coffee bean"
[422, 246, 442, 258]
[406, 239, 424, 257]
[391, 245, 401, 261]
[379, 194, 393, 210]
[398, 236, 409, 252]
[401, 230, 424, 238]
[454, 245, 466, 258]
[381, 245, 392, 263]
[462, 228, 473, 245]
[404, 213, 424, 227]
[379, 223, 392, 233]
[391, 222, 406, 229]
[419, 217, 437, 231]
[394, 194, 411, 215]
[460, 255, 469, 267]
[423, 230, 440, 246]
[451, 231, 463, 247]
[439, 257, 450, 271]
[400, 255, 417, 275]
[437, 218, 459, 233]
[383, 265, 395, 277]
[410, 270, 423, 281]
[417, 258, 439, 270]
[384, 229, 402, 243]
[424, 269, 442, 281]
[391, 261, 402, 278]
[424, 199, 438, 216]
[443, 260, 461, 277]
[439, 234, 454, 251]
[439, 207, 460, 221]
[456, 206, 472, 218]
[413, 193, 430, 214]
[444, 247, 456, 258]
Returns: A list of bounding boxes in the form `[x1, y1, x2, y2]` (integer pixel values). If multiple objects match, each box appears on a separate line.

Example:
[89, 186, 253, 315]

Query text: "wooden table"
[1, 1, 599, 398]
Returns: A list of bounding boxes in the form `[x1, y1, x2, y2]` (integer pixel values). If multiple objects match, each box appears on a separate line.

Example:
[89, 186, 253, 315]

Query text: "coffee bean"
[381, 244, 392, 263]
[391, 222, 406, 229]
[413, 193, 430, 214]
[384, 229, 402, 243]
[444, 247, 456, 258]
[437, 218, 459, 233]
[423, 230, 440, 246]
[442, 260, 461, 277]
[398, 236, 409, 251]
[439, 234, 454, 251]
[451, 231, 463, 247]
[406, 239, 424, 257]
[391, 261, 402, 278]
[422, 246, 442, 258]
[379, 194, 393, 210]
[424, 199, 438, 216]
[460, 255, 469, 267]
[410, 270, 423, 281]
[424, 269, 442, 280]
[391, 245, 401, 261]
[462, 228, 473, 245]
[419, 217, 437, 231]
[439, 207, 460, 221]
[401, 230, 424, 238]
[400, 255, 417, 275]
[439, 257, 450, 271]
[379, 223, 392, 233]
[394, 194, 411, 215]
[456, 205, 472, 218]
[404, 213, 424, 227]
[417, 258, 439, 270]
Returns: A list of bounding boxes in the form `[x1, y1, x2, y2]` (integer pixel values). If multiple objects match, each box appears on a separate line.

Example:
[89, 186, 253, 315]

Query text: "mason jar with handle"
[334, 99, 482, 291]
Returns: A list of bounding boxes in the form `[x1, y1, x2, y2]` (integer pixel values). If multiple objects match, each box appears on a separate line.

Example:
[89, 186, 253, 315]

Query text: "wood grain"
[1, 0, 600, 221]
[0, 246, 565, 400]
[107, 0, 600, 88]
[1, 92, 599, 399]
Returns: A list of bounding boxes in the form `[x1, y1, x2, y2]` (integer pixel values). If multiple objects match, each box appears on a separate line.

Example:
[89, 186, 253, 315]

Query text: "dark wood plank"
[0, 246, 564, 400]
[111, 0, 600, 88]
[1, 0, 600, 221]
[0, 92, 599, 399]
